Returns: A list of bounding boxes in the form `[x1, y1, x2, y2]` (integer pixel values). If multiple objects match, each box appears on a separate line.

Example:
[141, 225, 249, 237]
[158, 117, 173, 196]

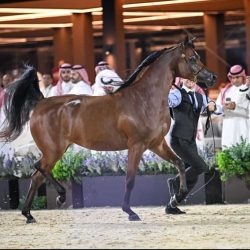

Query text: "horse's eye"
[189, 56, 196, 63]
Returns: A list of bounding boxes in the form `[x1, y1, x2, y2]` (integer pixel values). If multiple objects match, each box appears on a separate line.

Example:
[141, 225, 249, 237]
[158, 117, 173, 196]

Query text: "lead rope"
[184, 87, 217, 201]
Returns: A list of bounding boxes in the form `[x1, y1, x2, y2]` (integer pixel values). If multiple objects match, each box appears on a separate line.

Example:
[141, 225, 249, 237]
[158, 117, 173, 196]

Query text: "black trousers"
[170, 136, 208, 202]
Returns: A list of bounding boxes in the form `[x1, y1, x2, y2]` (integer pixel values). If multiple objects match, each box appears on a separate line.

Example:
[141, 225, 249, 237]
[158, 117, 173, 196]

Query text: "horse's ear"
[184, 36, 195, 48]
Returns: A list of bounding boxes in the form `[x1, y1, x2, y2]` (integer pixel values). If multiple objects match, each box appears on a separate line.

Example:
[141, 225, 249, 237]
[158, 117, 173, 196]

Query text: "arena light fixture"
[0, 12, 71, 22]
[0, 7, 102, 14]
[93, 12, 203, 25]
[0, 23, 72, 28]
[123, 0, 209, 8]
[93, 11, 178, 16]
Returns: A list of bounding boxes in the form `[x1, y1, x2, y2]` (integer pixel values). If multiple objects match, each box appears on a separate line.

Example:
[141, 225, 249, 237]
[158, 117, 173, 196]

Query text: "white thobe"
[68, 81, 93, 96]
[216, 84, 249, 149]
[49, 81, 74, 97]
[40, 85, 53, 98]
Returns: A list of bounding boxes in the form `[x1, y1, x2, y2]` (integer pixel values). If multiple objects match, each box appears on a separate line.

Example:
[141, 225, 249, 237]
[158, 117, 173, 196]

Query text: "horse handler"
[166, 79, 218, 214]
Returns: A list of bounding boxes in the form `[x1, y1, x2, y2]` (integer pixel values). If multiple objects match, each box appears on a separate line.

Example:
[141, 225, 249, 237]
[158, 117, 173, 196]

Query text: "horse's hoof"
[56, 196, 66, 208]
[22, 210, 36, 224]
[180, 186, 188, 195]
[128, 214, 141, 221]
[26, 218, 37, 224]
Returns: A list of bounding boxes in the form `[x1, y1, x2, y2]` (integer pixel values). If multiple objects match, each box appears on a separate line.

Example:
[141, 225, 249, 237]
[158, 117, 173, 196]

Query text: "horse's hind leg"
[45, 173, 66, 208]
[22, 159, 66, 223]
[150, 139, 188, 196]
[22, 161, 45, 223]
[122, 143, 145, 221]
[35, 160, 66, 208]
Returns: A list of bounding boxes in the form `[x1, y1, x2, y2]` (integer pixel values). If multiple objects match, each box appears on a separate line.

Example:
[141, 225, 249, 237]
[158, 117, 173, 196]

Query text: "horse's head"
[177, 36, 217, 89]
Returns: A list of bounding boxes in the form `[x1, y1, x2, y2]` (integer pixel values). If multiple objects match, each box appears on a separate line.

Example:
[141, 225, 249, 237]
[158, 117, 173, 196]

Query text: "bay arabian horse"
[0, 37, 216, 223]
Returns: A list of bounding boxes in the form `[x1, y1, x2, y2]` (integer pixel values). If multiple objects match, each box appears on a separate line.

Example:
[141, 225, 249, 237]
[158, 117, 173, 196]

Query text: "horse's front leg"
[122, 143, 145, 221]
[150, 139, 188, 196]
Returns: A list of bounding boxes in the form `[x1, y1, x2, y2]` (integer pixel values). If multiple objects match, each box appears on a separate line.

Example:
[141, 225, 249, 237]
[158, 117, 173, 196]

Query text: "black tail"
[0, 65, 44, 142]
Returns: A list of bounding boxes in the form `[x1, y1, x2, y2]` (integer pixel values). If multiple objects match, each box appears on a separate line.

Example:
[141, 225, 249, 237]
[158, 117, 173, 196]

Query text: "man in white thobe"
[92, 61, 123, 96]
[49, 63, 73, 97]
[216, 65, 249, 149]
[68, 65, 93, 96]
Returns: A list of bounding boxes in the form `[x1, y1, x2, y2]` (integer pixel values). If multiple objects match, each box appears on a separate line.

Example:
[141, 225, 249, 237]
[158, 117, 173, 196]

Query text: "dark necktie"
[188, 91, 196, 109]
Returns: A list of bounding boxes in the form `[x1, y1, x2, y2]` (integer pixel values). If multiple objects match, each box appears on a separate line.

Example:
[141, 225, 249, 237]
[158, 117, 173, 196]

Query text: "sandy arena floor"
[0, 204, 249, 249]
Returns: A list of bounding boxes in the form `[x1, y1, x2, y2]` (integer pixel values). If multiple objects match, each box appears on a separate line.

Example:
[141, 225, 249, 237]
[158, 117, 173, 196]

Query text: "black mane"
[116, 48, 167, 92]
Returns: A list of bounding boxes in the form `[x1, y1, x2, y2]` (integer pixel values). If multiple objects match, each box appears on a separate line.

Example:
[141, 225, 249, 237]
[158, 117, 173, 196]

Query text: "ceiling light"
[0, 12, 71, 22]
[0, 7, 102, 14]
[93, 12, 203, 25]
[0, 23, 72, 28]
[123, 0, 209, 8]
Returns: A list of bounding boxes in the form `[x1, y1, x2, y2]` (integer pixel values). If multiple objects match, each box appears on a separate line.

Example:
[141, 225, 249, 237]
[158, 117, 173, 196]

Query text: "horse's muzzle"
[197, 71, 217, 88]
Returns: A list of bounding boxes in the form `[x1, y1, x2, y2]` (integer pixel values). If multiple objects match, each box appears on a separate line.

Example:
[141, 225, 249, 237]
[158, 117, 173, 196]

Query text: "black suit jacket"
[171, 89, 203, 141]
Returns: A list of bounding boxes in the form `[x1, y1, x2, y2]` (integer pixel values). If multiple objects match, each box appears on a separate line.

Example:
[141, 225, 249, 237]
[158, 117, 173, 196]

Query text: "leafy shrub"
[216, 138, 250, 181]
[52, 148, 87, 183]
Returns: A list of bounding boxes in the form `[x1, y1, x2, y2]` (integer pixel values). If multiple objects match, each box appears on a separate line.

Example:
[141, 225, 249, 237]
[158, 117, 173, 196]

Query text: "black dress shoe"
[167, 178, 179, 197]
[165, 204, 186, 215]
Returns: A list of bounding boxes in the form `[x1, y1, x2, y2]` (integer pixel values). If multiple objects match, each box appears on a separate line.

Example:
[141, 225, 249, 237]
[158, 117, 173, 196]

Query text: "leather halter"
[181, 52, 205, 82]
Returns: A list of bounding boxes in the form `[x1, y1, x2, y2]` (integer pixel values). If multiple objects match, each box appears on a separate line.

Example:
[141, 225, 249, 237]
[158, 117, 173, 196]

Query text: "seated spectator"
[92, 61, 123, 96]
[69, 65, 93, 96]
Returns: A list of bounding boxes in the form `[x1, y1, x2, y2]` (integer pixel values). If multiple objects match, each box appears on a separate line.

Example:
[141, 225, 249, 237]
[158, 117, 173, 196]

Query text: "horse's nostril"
[212, 75, 217, 81]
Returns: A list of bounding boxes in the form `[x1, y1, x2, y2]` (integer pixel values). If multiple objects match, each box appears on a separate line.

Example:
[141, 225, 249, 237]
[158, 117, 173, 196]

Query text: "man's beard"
[71, 79, 79, 84]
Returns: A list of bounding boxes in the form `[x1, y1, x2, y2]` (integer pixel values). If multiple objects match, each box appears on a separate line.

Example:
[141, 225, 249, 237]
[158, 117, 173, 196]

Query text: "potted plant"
[0, 153, 19, 209]
[216, 137, 250, 203]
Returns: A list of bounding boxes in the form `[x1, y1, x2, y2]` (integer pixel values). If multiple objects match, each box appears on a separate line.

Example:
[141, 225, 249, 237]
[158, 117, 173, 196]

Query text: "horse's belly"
[73, 130, 128, 151]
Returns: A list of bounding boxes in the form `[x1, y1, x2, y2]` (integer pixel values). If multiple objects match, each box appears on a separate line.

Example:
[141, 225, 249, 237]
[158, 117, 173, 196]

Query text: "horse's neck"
[136, 48, 179, 95]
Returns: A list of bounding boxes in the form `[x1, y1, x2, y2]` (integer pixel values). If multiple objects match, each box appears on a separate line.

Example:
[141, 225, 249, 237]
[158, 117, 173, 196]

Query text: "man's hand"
[223, 101, 236, 110]
[208, 102, 216, 112]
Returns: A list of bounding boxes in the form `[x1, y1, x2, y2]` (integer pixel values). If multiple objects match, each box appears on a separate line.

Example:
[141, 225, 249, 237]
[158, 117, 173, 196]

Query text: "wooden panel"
[53, 27, 73, 65]
[102, 0, 125, 78]
[204, 14, 227, 86]
[71, 13, 95, 82]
